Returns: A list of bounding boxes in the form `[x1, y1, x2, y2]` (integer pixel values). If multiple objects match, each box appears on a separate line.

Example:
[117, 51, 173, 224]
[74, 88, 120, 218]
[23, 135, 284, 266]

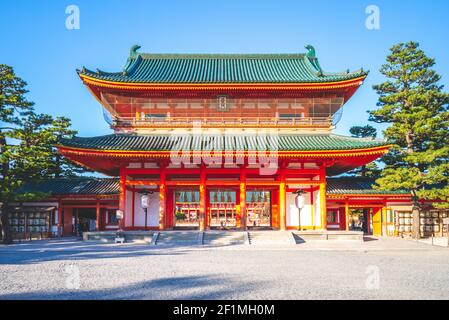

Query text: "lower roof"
[18, 178, 119, 196]
[59, 133, 388, 152]
[327, 178, 409, 196]
[18, 177, 406, 197]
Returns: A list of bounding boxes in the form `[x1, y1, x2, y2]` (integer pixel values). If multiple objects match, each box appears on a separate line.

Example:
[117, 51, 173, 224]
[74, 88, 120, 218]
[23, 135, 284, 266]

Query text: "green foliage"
[0, 65, 34, 124]
[0, 65, 89, 243]
[46, 116, 92, 178]
[369, 42, 449, 208]
[348, 125, 381, 178]
[349, 125, 377, 139]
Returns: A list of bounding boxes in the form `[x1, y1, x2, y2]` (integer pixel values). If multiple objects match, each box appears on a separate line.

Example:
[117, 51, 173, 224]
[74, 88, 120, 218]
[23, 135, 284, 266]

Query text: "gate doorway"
[209, 189, 237, 229]
[247, 191, 272, 229]
[74, 208, 97, 235]
[174, 190, 200, 229]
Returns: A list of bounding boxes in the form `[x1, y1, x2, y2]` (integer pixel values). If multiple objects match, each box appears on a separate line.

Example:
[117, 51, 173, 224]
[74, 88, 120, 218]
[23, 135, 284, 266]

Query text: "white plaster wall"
[130, 192, 160, 227]
[286, 192, 313, 227]
[125, 190, 133, 227]
[314, 190, 321, 227]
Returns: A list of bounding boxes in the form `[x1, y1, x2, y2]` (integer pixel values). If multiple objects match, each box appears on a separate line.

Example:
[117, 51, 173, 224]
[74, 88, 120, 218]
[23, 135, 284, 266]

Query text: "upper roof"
[78, 45, 368, 84]
[58, 133, 388, 152]
[18, 178, 119, 196]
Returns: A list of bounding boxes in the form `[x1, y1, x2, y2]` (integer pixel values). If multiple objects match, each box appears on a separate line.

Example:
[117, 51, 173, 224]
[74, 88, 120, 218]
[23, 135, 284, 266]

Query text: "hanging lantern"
[141, 190, 152, 209]
[295, 190, 306, 209]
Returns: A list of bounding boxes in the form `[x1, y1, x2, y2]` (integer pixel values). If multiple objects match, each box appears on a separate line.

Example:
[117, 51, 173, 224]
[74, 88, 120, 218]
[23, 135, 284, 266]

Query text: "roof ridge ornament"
[130, 44, 141, 59]
[305, 45, 316, 59]
[122, 45, 142, 73]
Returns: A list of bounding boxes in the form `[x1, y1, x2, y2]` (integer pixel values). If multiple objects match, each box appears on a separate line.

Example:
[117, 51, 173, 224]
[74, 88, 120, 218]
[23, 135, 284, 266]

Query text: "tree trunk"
[361, 165, 367, 177]
[405, 130, 414, 154]
[0, 204, 13, 245]
[411, 206, 421, 240]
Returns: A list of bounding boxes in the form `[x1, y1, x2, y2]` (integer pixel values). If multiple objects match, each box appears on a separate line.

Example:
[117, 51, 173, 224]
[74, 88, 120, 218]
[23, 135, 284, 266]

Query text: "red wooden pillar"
[119, 166, 126, 230]
[279, 172, 286, 231]
[366, 208, 372, 235]
[166, 189, 174, 229]
[95, 199, 101, 231]
[319, 167, 327, 231]
[310, 189, 315, 230]
[345, 199, 350, 231]
[57, 199, 62, 237]
[199, 165, 206, 231]
[131, 188, 135, 228]
[240, 167, 247, 231]
[159, 168, 167, 230]
[339, 207, 346, 230]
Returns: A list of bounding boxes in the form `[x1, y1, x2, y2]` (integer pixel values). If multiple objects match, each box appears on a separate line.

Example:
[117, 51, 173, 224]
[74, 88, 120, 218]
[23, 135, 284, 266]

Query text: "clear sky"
[1, 0, 448, 138]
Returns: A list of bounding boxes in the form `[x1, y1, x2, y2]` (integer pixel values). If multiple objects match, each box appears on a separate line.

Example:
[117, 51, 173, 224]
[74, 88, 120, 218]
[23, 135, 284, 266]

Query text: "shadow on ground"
[0, 239, 242, 265]
[0, 275, 262, 300]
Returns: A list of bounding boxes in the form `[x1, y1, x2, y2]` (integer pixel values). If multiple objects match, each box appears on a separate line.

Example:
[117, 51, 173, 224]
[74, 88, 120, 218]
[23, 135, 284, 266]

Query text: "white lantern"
[116, 210, 124, 220]
[295, 193, 306, 209]
[141, 194, 150, 209]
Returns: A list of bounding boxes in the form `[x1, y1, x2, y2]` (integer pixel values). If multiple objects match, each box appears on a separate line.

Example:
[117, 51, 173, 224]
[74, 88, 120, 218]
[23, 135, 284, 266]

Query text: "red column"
[240, 167, 247, 231]
[119, 167, 126, 230]
[319, 166, 327, 231]
[159, 168, 167, 230]
[57, 199, 62, 237]
[131, 188, 135, 228]
[95, 200, 101, 231]
[366, 208, 372, 235]
[279, 172, 286, 231]
[199, 165, 206, 231]
[345, 199, 350, 231]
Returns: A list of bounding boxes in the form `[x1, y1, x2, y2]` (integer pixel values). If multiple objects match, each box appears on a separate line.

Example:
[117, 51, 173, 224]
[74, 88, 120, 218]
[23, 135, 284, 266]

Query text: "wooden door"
[372, 208, 382, 237]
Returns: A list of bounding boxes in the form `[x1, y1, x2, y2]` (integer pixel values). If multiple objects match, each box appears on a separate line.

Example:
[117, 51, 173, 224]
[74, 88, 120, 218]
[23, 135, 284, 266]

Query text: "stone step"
[83, 231, 154, 243]
[156, 231, 200, 245]
[203, 231, 247, 245]
[291, 231, 364, 243]
[248, 231, 296, 245]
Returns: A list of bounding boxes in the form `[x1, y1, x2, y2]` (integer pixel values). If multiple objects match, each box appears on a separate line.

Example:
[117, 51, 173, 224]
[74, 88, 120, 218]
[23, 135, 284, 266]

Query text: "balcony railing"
[113, 116, 333, 129]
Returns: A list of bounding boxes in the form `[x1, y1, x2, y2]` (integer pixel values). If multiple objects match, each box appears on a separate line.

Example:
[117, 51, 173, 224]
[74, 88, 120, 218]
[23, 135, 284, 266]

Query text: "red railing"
[113, 116, 332, 128]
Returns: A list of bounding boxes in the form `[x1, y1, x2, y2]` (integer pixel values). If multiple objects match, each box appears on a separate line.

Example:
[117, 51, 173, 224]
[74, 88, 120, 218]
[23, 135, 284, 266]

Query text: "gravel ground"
[1, 238, 449, 300]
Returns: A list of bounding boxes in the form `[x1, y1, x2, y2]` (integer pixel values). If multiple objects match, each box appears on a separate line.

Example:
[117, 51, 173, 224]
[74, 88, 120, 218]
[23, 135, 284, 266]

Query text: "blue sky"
[1, 0, 448, 137]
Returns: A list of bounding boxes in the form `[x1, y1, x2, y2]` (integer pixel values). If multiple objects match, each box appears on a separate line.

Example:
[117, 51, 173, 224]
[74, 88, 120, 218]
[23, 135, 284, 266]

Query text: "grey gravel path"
[1, 238, 449, 300]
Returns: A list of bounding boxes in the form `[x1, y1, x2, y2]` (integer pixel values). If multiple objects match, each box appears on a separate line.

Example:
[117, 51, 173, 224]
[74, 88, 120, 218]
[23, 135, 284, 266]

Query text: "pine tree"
[0, 65, 88, 244]
[46, 116, 92, 178]
[369, 42, 449, 238]
[348, 125, 381, 178]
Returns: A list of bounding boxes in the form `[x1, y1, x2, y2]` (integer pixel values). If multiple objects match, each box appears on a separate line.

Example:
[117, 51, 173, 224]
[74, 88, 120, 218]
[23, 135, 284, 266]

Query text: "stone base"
[83, 231, 154, 243]
[292, 230, 364, 242]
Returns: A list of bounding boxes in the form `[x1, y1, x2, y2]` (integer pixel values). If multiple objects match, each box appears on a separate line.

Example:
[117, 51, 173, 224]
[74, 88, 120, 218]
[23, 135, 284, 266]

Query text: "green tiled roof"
[20, 177, 407, 197]
[19, 179, 119, 196]
[59, 134, 388, 152]
[327, 178, 409, 195]
[78, 45, 368, 84]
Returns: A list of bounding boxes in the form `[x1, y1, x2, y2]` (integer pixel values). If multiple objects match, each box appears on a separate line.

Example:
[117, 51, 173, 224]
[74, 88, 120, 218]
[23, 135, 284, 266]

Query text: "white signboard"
[116, 210, 124, 220]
